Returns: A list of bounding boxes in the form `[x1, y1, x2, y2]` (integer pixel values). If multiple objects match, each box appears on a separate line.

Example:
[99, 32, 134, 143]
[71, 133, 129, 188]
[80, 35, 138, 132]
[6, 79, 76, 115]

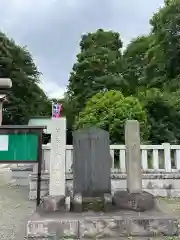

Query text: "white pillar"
[163, 143, 172, 172]
[49, 118, 66, 196]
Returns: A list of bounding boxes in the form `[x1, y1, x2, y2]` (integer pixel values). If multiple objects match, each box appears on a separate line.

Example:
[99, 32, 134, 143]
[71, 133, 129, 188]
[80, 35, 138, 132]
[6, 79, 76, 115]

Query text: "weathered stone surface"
[25, 211, 179, 239]
[82, 197, 105, 212]
[72, 193, 83, 212]
[113, 191, 155, 212]
[129, 218, 179, 237]
[49, 118, 66, 196]
[73, 127, 111, 197]
[72, 194, 113, 212]
[65, 196, 71, 211]
[104, 193, 113, 212]
[79, 218, 120, 239]
[38, 195, 66, 213]
[26, 219, 79, 239]
[125, 120, 142, 194]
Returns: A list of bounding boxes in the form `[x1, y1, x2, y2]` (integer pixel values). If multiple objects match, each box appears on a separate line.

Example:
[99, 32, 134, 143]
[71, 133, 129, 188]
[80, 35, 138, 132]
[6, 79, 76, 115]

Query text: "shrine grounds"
[0, 171, 180, 240]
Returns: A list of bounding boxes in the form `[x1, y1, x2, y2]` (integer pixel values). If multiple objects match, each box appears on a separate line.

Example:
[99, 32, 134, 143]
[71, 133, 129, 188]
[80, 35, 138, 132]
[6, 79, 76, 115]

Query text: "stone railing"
[42, 143, 180, 174]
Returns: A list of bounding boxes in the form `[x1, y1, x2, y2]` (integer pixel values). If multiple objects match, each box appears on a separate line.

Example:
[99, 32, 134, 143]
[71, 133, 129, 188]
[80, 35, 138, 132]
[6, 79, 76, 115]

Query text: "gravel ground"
[0, 172, 36, 240]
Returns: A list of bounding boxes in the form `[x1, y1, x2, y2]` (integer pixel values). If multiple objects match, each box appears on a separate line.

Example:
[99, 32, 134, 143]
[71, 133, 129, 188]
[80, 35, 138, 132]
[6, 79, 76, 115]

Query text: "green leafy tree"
[123, 36, 152, 94]
[74, 90, 149, 144]
[0, 32, 51, 124]
[67, 29, 124, 121]
[138, 88, 180, 144]
[144, 0, 180, 90]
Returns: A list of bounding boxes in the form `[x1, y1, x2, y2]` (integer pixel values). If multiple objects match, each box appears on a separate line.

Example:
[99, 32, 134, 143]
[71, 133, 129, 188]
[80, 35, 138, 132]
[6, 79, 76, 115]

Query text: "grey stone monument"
[113, 120, 155, 211]
[72, 127, 112, 211]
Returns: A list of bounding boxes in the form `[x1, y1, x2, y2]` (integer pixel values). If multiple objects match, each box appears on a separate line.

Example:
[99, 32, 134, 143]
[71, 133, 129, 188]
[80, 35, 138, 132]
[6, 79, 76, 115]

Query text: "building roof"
[28, 117, 52, 134]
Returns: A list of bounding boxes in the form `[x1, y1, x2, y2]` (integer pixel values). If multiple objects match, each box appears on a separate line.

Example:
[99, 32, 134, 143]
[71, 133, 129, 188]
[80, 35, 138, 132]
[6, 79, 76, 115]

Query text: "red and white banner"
[52, 103, 62, 118]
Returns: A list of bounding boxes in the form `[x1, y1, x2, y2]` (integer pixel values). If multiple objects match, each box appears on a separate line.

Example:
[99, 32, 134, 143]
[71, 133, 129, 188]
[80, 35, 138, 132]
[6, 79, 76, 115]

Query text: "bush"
[74, 90, 149, 143]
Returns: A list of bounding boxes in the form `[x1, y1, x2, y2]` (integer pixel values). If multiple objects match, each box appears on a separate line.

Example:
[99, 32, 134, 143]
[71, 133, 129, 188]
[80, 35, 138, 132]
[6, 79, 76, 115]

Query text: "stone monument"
[72, 127, 112, 212]
[25, 122, 179, 239]
[113, 120, 155, 211]
[38, 117, 70, 212]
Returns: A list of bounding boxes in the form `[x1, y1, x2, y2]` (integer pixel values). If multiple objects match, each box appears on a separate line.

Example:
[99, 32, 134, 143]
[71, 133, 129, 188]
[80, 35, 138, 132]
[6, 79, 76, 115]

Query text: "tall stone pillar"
[125, 120, 142, 193]
[113, 120, 155, 212]
[49, 118, 66, 196]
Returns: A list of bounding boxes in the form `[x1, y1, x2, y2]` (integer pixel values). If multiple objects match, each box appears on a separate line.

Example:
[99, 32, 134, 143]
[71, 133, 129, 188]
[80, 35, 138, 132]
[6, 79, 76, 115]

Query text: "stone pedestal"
[25, 210, 179, 239]
[72, 193, 113, 213]
[113, 190, 155, 212]
[38, 195, 70, 213]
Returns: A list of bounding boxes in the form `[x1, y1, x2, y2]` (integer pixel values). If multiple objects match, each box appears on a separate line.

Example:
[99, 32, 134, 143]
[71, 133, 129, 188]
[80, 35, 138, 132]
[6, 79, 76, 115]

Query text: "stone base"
[38, 195, 70, 213]
[25, 210, 179, 239]
[72, 193, 113, 212]
[113, 191, 155, 212]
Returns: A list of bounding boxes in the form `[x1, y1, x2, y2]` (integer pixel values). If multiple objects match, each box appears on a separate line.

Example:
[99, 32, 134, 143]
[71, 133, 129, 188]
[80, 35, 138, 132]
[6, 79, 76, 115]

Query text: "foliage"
[74, 90, 149, 143]
[138, 88, 180, 144]
[144, 0, 180, 90]
[64, 1, 180, 145]
[122, 36, 152, 94]
[0, 32, 51, 124]
[67, 29, 124, 121]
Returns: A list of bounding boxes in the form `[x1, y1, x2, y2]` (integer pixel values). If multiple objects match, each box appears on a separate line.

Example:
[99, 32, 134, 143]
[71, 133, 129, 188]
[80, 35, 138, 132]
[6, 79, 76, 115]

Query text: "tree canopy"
[64, 0, 180, 144]
[137, 88, 180, 144]
[74, 90, 149, 144]
[0, 32, 51, 124]
[67, 29, 124, 117]
[145, 0, 180, 90]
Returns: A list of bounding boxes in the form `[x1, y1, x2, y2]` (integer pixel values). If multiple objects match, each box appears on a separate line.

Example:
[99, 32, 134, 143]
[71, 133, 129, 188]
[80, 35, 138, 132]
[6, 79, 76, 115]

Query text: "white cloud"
[39, 80, 66, 99]
[0, 0, 165, 98]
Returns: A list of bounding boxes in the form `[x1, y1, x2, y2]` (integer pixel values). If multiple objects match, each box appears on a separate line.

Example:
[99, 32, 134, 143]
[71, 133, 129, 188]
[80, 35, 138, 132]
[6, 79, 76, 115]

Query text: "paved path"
[0, 172, 35, 240]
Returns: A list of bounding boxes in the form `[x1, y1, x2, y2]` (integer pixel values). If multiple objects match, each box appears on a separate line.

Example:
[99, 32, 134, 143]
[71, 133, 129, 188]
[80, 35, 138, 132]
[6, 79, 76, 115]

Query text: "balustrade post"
[163, 143, 171, 172]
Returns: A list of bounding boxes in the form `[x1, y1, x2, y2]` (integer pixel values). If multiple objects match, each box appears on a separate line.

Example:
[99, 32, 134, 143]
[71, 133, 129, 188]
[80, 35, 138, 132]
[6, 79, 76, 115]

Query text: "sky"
[0, 0, 164, 99]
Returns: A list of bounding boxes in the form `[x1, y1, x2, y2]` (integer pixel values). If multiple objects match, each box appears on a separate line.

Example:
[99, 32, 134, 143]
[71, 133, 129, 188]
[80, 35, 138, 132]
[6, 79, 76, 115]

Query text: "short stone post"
[49, 118, 66, 196]
[125, 120, 142, 193]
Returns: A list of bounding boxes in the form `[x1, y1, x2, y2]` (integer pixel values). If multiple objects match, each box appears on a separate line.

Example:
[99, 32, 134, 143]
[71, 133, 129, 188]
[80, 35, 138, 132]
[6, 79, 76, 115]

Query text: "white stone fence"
[41, 142, 180, 174]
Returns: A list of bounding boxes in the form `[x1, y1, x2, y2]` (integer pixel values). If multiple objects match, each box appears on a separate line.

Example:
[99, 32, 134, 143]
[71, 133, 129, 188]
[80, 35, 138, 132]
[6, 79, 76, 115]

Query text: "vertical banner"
[52, 103, 62, 118]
